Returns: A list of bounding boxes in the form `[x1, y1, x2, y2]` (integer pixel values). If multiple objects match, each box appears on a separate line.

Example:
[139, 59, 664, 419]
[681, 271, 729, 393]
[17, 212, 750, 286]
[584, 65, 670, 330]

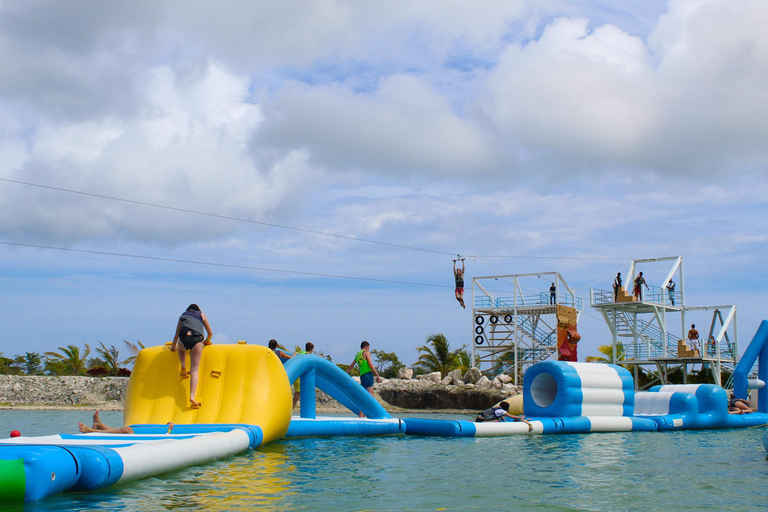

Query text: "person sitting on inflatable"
[728, 393, 753, 414]
[475, 402, 533, 431]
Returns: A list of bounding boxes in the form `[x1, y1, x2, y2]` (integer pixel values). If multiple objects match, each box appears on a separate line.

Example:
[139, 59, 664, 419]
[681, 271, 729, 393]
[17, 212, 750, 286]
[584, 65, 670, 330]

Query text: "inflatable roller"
[523, 361, 634, 418]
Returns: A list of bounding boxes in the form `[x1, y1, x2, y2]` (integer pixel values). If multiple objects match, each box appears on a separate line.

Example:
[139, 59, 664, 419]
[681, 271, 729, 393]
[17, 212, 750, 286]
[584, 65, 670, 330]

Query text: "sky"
[2, 0, 768, 369]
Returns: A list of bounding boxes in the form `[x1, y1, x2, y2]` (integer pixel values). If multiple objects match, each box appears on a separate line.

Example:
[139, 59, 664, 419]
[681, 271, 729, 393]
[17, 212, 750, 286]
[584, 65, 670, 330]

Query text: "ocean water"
[2, 409, 768, 511]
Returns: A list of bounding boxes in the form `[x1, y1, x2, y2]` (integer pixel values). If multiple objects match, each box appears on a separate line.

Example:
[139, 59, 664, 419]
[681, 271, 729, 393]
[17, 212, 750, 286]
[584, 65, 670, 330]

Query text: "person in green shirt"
[348, 340, 381, 399]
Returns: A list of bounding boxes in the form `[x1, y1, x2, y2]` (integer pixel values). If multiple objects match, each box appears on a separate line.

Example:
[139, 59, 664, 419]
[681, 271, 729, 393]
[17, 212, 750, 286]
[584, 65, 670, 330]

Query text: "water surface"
[1, 410, 766, 511]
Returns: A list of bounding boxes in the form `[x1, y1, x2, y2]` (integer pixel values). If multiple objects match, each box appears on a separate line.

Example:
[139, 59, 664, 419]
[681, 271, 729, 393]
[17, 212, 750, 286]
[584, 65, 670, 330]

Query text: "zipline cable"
[0, 178, 628, 262]
[0, 241, 451, 289]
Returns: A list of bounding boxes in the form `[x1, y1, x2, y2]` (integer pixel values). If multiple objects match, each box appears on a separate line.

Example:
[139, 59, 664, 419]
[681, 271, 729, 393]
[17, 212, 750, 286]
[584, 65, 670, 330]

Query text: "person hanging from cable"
[453, 257, 466, 308]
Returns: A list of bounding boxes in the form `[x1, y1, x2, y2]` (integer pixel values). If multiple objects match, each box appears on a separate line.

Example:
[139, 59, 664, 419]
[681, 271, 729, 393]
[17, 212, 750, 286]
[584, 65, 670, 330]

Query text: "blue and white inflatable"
[405, 360, 768, 437]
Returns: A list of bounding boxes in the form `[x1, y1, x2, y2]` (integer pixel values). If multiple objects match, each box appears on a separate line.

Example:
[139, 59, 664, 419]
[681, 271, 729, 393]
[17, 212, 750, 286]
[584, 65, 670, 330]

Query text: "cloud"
[253, 74, 502, 177]
[479, 0, 768, 177]
[0, 62, 319, 245]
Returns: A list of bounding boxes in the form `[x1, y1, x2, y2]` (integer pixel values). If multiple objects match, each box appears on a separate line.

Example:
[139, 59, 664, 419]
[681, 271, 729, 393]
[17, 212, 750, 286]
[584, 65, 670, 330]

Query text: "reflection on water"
[3, 410, 768, 511]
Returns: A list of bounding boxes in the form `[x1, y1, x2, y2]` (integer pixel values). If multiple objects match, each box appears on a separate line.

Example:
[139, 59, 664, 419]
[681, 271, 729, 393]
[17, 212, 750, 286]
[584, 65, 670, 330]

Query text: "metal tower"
[590, 256, 738, 387]
[471, 272, 583, 385]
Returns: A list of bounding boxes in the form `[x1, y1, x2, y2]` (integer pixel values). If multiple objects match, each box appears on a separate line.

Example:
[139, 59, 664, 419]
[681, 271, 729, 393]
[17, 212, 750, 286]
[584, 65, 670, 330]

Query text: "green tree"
[586, 343, 627, 366]
[123, 340, 146, 368]
[21, 352, 43, 375]
[371, 349, 404, 379]
[95, 342, 124, 376]
[454, 345, 472, 374]
[414, 333, 462, 378]
[44, 344, 91, 375]
[0, 353, 20, 375]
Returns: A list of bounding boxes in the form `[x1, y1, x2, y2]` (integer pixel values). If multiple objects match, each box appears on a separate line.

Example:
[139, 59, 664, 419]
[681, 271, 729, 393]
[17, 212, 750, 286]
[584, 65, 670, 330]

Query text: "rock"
[463, 367, 482, 384]
[377, 383, 509, 410]
[455, 380, 465, 386]
[497, 374, 513, 384]
[440, 377, 451, 385]
[398, 367, 414, 380]
[427, 372, 442, 383]
[0, 375, 129, 407]
[475, 376, 492, 389]
[492, 377, 503, 389]
[446, 369, 463, 384]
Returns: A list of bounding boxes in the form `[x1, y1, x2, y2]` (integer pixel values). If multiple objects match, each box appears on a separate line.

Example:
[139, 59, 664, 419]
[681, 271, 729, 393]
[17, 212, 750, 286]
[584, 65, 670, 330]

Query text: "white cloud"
[255, 74, 502, 177]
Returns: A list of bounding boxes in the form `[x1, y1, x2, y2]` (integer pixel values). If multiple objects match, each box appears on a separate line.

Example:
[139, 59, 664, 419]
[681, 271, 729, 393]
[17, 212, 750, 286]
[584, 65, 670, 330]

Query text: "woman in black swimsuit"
[171, 304, 213, 409]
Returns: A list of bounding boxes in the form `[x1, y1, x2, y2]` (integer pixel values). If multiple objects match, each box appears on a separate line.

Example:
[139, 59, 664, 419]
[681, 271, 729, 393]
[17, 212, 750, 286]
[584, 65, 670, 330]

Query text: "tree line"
[1, 333, 471, 380]
[0, 340, 144, 376]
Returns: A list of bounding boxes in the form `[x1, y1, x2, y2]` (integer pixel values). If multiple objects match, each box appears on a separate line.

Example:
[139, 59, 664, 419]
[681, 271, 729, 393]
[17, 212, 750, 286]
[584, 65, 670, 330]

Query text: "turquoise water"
[2, 410, 768, 511]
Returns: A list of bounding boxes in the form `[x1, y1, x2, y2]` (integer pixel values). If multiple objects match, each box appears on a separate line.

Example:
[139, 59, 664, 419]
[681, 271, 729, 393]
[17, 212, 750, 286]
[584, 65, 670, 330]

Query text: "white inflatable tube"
[115, 430, 250, 483]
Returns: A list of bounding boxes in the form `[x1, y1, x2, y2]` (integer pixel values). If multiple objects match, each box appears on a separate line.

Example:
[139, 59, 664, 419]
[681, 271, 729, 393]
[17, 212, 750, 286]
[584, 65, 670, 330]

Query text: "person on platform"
[78, 410, 135, 434]
[268, 339, 293, 361]
[171, 304, 212, 409]
[728, 393, 753, 414]
[687, 324, 700, 354]
[549, 283, 556, 305]
[475, 402, 533, 431]
[633, 272, 648, 301]
[613, 272, 622, 301]
[667, 280, 676, 306]
[348, 341, 381, 417]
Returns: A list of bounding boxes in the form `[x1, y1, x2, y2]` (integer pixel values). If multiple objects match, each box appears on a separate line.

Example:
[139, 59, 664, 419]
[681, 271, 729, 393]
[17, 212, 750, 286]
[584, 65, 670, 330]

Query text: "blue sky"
[2, 0, 767, 367]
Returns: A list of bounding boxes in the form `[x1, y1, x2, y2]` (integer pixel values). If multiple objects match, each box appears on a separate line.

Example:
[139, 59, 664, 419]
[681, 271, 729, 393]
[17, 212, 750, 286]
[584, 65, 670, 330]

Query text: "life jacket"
[355, 350, 372, 375]
[479, 407, 501, 421]
[179, 309, 204, 337]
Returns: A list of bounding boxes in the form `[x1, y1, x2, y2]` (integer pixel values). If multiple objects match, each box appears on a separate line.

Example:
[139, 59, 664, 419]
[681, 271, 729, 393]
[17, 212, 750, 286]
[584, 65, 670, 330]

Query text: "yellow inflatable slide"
[124, 342, 292, 444]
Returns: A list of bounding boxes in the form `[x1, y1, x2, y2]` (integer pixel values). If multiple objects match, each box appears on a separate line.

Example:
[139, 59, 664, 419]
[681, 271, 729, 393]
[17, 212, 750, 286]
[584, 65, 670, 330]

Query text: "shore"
[0, 374, 518, 414]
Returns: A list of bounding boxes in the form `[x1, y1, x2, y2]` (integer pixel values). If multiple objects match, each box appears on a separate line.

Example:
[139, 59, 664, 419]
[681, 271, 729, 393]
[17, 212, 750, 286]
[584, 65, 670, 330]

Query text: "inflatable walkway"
[404, 360, 768, 437]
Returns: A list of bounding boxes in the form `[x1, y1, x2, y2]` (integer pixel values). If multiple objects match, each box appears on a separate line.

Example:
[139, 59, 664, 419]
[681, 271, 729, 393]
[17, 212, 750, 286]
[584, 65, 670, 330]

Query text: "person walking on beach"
[453, 259, 466, 308]
[475, 402, 533, 431]
[171, 304, 212, 409]
[667, 280, 676, 306]
[348, 341, 381, 416]
[613, 272, 622, 301]
[633, 272, 648, 301]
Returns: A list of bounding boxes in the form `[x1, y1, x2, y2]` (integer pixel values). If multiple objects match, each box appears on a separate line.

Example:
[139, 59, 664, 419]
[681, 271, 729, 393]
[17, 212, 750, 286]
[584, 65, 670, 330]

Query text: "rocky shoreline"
[0, 369, 520, 413]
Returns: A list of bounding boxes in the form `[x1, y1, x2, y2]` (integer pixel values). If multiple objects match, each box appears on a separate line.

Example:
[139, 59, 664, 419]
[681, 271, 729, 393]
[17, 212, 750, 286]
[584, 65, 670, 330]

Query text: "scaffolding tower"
[471, 272, 583, 386]
[590, 256, 739, 388]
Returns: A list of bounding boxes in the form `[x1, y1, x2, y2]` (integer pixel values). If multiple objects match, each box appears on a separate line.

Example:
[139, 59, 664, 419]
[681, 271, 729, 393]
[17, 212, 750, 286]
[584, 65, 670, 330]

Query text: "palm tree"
[96, 342, 124, 376]
[415, 333, 462, 378]
[123, 340, 146, 368]
[454, 345, 472, 374]
[586, 342, 627, 367]
[44, 344, 90, 375]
